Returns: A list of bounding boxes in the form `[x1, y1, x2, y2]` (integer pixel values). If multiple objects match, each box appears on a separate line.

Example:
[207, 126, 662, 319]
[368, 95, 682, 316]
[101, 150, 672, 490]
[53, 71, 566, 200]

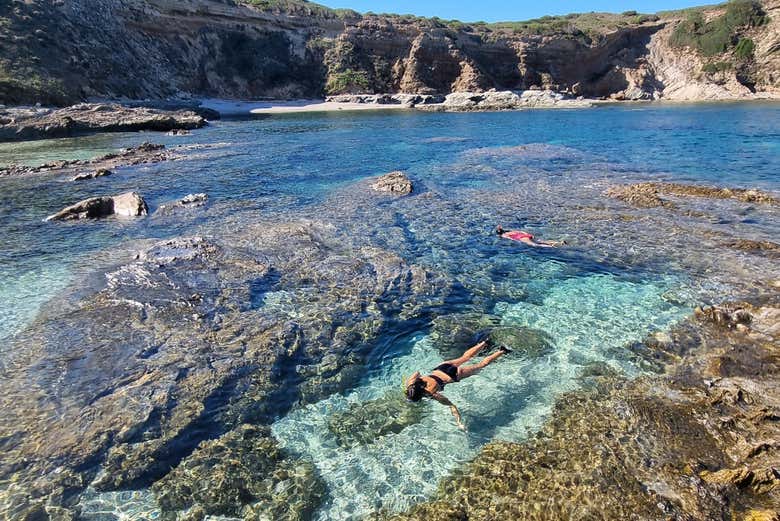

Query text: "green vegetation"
[701, 60, 733, 73]
[669, 0, 766, 57]
[240, 0, 358, 19]
[734, 36, 756, 58]
[489, 11, 660, 39]
[325, 69, 370, 94]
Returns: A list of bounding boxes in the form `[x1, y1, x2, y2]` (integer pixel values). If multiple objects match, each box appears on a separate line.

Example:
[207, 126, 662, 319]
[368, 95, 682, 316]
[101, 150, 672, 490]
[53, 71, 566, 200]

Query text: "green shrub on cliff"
[325, 69, 370, 94]
[702, 60, 733, 73]
[670, 0, 766, 58]
[734, 37, 756, 59]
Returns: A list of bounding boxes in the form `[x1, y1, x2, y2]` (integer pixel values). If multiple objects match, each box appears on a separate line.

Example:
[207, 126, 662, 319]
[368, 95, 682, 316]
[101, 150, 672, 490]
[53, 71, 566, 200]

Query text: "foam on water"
[270, 272, 689, 520]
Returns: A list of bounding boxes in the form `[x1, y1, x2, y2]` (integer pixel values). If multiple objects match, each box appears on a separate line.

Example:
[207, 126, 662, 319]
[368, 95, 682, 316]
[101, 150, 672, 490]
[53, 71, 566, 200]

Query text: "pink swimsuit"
[504, 231, 534, 241]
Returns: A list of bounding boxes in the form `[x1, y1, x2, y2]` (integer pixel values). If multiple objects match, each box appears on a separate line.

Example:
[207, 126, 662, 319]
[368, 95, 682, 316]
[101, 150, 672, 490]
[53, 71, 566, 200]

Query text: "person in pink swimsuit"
[495, 225, 566, 248]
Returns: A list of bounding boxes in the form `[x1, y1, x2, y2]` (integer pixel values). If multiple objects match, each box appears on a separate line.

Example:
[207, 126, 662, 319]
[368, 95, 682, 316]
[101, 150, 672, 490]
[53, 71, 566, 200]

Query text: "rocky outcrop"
[326, 93, 445, 106]
[371, 171, 413, 195]
[0, 142, 172, 178]
[45, 191, 148, 221]
[0, 103, 205, 142]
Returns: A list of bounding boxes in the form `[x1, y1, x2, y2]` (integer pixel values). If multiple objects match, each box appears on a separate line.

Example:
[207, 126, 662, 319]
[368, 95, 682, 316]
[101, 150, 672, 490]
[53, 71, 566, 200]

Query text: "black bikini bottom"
[433, 362, 459, 383]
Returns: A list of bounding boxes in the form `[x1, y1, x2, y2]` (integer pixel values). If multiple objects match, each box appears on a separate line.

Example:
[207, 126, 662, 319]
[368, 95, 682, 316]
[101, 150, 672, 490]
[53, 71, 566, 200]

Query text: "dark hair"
[495, 225, 504, 235]
[406, 379, 427, 402]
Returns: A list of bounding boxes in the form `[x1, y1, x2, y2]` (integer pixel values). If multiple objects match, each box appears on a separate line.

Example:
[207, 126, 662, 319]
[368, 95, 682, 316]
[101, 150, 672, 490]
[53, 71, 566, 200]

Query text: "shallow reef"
[383, 299, 780, 520]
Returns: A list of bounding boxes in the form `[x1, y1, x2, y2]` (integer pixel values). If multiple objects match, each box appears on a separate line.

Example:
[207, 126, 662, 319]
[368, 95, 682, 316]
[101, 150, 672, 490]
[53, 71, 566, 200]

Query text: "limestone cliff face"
[0, 0, 778, 105]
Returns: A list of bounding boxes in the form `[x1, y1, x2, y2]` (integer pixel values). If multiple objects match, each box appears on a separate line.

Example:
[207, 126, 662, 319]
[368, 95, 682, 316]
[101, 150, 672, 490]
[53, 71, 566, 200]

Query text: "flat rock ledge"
[606, 182, 778, 208]
[370, 171, 413, 195]
[0, 142, 172, 178]
[0, 103, 206, 142]
[45, 191, 148, 221]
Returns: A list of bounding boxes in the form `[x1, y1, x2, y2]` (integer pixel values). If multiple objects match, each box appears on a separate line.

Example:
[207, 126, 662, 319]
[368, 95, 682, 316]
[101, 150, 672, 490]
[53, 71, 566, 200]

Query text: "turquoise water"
[2, 103, 780, 519]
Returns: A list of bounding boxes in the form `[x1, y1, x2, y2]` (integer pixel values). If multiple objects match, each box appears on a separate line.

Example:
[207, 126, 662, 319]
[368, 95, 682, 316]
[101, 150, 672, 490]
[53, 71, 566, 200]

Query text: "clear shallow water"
[2, 103, 780, 519]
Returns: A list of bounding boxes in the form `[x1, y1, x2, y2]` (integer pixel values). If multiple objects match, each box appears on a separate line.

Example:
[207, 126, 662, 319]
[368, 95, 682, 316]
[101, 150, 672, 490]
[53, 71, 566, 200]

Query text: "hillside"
[0, 0, 778, 105]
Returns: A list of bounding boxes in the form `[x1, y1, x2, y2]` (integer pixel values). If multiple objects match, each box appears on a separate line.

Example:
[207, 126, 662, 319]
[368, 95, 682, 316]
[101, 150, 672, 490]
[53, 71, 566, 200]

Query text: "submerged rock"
[45, 191, 148, 221]
[429, 313, 502, 358]
[0, 142, 173, 178]
[327, 390, 425, 448]
[152, 424, 325, 520]
[487, 327, 554, 358]
[154, 193, 208, 216]
[71, 168, 112, 181]
[371, 171, 413, 195]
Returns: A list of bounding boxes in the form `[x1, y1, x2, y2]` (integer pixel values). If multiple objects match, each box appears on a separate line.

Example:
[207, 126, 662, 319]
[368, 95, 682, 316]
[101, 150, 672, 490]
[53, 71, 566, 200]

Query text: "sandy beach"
[198, 98, 409, 116]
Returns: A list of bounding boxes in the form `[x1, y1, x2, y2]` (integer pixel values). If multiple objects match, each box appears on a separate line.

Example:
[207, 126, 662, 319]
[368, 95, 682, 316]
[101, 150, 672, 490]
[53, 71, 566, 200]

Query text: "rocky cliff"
[1, 0, 778, 105]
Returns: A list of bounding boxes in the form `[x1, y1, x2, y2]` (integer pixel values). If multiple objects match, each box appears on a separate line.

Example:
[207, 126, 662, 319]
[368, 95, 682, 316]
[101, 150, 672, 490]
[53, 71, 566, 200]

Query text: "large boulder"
[371, 171, 413, 195]
[45, 191, 148, 221]
[328, 390, 425, 448]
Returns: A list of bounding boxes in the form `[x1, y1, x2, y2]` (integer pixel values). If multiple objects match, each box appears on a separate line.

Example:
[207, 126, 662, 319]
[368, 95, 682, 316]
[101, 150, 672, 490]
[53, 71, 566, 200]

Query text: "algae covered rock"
[328, 390, 425, 448]
[152, 424, 324, 521]
[429, 313, 502, 358]
[487, 326, 554, 359]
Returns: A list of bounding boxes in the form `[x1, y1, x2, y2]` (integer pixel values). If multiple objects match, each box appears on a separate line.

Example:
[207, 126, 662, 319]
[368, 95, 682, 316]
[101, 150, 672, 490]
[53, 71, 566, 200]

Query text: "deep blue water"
[1, 103, 779, 519]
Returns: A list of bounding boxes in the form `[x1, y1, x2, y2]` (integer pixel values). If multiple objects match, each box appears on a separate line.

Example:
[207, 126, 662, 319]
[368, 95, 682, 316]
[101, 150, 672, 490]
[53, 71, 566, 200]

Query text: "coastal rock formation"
[326, 94, 444, 106]
[390, 299, 780, 520]
[417, 90, 593, 111]
[0, 104, 206, 142]
[371, 171, 413, 195]
[0, 223, 449, 517]
[0, 142, 173, 178]
[71, 169, 112, 181]
[1, 0, 778, 105]
[44, 191, 148, 221]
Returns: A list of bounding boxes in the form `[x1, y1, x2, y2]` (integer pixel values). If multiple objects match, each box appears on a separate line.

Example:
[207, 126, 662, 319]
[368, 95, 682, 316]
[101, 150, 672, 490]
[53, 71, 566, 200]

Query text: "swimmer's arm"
[406, 371, 421, 386]
[431, 393, 466, 431]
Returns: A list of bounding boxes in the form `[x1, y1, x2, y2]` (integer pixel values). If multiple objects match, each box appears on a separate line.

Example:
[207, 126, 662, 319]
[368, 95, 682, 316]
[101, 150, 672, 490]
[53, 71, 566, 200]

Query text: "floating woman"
[404, 340, 512, 430]
[496, 225, 566, 248]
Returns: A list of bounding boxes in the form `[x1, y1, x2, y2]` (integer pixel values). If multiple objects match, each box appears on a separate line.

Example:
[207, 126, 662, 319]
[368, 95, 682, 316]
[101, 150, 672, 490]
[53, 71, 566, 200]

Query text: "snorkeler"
[405, 340, 511, 430]
[495, 225, 566, 248]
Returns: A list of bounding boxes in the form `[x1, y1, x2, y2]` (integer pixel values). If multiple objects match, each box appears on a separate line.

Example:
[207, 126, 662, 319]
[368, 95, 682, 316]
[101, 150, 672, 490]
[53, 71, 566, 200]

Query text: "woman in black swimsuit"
[405, 340, 511, 430]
